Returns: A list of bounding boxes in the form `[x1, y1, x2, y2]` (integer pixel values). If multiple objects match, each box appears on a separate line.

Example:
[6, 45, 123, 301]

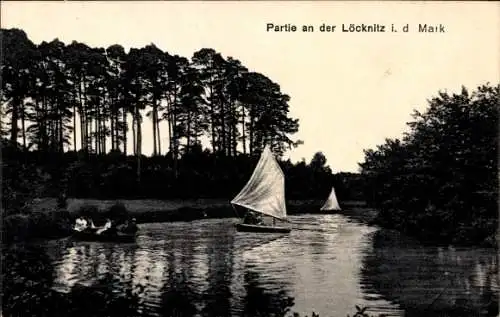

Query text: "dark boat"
[235, 223, 291, 234]
[72, 230, 136, 243]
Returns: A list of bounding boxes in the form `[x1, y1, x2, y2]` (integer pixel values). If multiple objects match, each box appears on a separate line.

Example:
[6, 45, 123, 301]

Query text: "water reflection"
[2, 243, 143, 317]
[360, 230, 499, 317]
[236, 233, 297, 317]
[48, 219, 299, 317]
[286, 216, 402, 317]
[241, 267, 295, 317]
[2, 243, 55, 317]
[2, 214, 498, 317]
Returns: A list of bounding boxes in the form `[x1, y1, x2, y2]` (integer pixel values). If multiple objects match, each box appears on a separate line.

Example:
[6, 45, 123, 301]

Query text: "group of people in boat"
[74, 216, 138, 235]
[242, 211, 265, 225]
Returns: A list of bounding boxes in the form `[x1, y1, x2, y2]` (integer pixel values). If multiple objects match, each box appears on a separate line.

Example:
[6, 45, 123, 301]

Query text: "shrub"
[3, 213, 32, 243]
[74, 203, 100, 222]
[2, 210, 72, 243]
[106, 202, 130, 224]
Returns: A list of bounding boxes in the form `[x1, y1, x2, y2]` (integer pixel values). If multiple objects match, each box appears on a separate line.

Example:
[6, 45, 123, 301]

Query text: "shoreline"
[30, 197, 368, 223]
[2, 199, 367, 244]
[4, 198, 496, 249]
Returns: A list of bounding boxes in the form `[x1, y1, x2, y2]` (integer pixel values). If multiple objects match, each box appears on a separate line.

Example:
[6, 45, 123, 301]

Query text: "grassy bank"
[2, 198, 368, 244]
[30, 198, 367, 222]
[2, 210, 73, 244]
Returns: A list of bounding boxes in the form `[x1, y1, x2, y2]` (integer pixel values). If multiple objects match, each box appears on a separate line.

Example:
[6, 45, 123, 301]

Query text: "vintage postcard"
[1, 1, 499, 317]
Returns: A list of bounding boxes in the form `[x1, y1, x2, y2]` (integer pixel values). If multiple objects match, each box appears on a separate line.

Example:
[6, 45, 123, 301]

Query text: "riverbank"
[4, 198, 496, 249]
[329, 205, 498, 249]
[2, 210, 73, 244]
[2, 198, 368, 243]
[365, 208, 498, 249]
[3, 214, 496, 317]
[29, 197, 368, 222]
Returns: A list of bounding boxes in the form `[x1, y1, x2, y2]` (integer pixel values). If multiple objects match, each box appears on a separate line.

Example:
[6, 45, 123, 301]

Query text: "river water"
[2, 213, 499, 317]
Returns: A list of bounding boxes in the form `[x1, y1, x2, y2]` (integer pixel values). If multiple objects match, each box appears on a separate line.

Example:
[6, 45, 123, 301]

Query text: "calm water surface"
[4, 213, 499, 317]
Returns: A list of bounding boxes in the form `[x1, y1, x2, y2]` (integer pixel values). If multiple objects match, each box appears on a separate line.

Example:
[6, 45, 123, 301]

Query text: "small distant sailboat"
[320, 186, 341, 212]
[231, 145, 291, 233]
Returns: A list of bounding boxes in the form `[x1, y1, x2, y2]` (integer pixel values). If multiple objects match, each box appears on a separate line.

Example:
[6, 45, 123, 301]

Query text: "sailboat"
[231, 145, 291, 233]
[320, 186, 341, 212]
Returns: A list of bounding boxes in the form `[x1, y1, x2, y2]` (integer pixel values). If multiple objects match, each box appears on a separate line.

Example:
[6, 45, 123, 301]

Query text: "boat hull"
[72, 230, 136, 243]
[235, 223, 291, 233]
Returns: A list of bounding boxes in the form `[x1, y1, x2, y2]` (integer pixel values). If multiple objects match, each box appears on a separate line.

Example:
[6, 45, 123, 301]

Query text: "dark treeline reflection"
[201, 224, 234, 316]
[242, 267, 295, 317]
[2, 221, 296, 317]
[1, 244, 141, 317]
[359, 230, 499, 317]
[5, 217, 497, 317]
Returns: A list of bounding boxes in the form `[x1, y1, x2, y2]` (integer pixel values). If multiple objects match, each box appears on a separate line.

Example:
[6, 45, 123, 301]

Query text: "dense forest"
[1, 28, 363, 215]
[1, 28, 301, 157]
[359, 84, 499, 246]
[2, 28, 498, 247]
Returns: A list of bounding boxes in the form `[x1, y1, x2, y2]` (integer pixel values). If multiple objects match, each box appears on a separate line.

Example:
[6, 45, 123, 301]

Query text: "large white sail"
[320, 187, 341, 211]
[230, 145, 287, 220]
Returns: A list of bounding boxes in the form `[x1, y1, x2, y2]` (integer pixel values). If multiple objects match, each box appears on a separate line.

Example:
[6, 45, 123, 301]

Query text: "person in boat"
[117, 218, 138, 234]
[86, 217, 97, 233]
[243, 211, 264, 225]
[255, 214, 264, 225]
[116, 219, 127, 232]
[96, 218, 115, 235]
[88, 218, 97, 229]
[122, 218, 138, 234]
[74, 217, 88, 232]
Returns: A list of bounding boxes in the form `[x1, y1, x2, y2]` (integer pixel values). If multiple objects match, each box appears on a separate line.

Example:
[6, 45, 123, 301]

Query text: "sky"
[2, 1, 499, 172]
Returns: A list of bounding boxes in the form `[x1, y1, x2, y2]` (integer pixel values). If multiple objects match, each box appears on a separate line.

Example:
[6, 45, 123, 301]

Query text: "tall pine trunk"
[156, 113, 161, 155]
[132, 113, 136, 156]
[78, 81, 86, 152]
[110, 97, 115, 151]
[165, 96, 173, 156]
[122, 108, 127, 155]
[152, 100, 157, 156]
[59, 114, 64, 153]
[135, 108, 142, 183]
[249, 110, 254, 155]
[101, 119, 106, 154]
[209, 86, 216, 153]
[73, 96, 77, 152]
[220, 97, 226, 156]
[95, 114, 99, 154]
[10, 96, 19, 148]
[21, 103, 26, 150]
[42, 96, 49, 152]
[186, 109, 192, 152]
[241, 104, 246, 154]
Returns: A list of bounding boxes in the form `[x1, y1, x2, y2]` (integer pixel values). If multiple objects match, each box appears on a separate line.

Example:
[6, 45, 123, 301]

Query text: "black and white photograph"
[1, 1, 499, 317]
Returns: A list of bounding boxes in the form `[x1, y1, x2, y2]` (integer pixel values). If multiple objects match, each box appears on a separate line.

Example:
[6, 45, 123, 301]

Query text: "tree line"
[2, 28, 364, 213]
[359, 84, 499, 246]
[1, 28, 301, 165]
[3, 139, 363, 215]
